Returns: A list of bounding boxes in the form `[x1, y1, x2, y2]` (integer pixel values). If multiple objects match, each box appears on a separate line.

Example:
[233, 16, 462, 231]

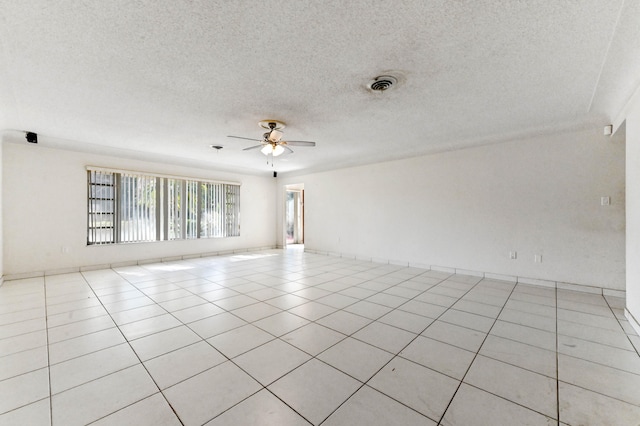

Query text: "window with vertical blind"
[87, 168, 240, 245]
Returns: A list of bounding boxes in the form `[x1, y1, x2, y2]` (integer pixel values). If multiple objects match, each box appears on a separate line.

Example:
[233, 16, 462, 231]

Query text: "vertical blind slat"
[88, 173, 239, 244]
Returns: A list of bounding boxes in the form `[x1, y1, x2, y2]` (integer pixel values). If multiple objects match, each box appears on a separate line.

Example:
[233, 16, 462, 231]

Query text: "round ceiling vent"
[369, 75, 397, 92]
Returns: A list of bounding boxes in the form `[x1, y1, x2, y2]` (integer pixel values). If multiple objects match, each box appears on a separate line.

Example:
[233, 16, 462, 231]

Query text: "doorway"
[285, 185, 304, 246]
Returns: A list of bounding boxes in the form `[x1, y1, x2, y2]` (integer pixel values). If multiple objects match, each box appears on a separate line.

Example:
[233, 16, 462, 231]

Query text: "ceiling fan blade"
[268, 129, 283, 142]
[283, 145, 294, 154]
[284, 140, 316, 147]
[227, 135, 262, 142]
[243, 144, 264, 151]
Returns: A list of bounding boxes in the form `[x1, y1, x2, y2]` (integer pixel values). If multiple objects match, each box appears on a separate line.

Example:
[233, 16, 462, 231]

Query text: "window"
[87, 170, 115, 245]
[87, 168, 240, 245]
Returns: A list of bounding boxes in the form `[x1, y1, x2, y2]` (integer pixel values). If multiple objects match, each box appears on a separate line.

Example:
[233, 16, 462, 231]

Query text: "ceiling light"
[261, 144, 285, 157]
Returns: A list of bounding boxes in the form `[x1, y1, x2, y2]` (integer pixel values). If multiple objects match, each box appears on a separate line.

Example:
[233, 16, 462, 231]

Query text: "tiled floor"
[1, 249, 639, 425]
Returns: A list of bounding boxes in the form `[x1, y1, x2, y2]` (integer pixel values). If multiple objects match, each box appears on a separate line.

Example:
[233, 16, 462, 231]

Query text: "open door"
[285, 185, 304, 246]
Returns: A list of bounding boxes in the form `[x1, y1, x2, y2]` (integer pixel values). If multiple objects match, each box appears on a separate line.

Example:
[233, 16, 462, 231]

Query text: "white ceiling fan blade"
[228, 135, 262, 142]
[242, 144, 264, 151]
[284, 140, 316, 147]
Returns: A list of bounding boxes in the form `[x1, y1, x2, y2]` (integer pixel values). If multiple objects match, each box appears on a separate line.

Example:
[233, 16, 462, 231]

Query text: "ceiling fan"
[228, 120, 316, 157]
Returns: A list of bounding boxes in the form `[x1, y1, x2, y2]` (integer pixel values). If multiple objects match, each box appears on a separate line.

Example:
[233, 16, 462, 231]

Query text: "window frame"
[87, 166, 240, 245]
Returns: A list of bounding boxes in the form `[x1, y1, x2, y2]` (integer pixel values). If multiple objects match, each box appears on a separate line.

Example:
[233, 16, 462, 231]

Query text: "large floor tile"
[234, 339, 311, 385]
[207, 324, 275, 358]
[0, 345, 48, 381]
[51, 365, 157, 426]
[171, 303, 224, 324]
[396, 299, 448, 318]
[559, 381, 640, 426]
[92, 393, 181, 426]
[318, 337, 394, 382]
[557, 319, 634, 350]
[479, 334, 557, 378]
[439, 309, 495, 333]
[205, 389, 309, 426]
[368, 357, 459, 422]
[503, 299, 556, 318]
[46, 305, 109, 328]
[281, 322, 345, 355]
[50, 343, 139, 394]
[129, 325, 202, 361]
[144, 341, 226, 389]
[0, 329, 47, 357]
[558, 335, 640, 374]
[163, 361, 261, 426]
[118, 314, 182, 341]
[0, 368, 50, 415]
[352, 321, 416, 354]
[400, 336, 475, 380]
[48, 327, 126, 364]
[377, 309, 435, 333]
[188, 312, 248, 339]
[316, 310, 372, 335]
[253, 311, 310, 336]
[110, 304, 167, 326]
[441, 383, 556, 426]
[498, 309, 556, 333]
[323, 385, 434, 426]
[558, 354, 640, 406]
[464, 355, 557, 419]
[0, 318, 46, 340]
[489, 320, 556, 351]
[47, 315, 116, 343]
[451, 299, 502, 318]
[288, 301, 337, 321]
[0, 398, 50, 426]
[421, 320, 487, 352]
[230, 302, 282, 323]
[268, 359, 361, 425]
[557, 309, 620, 331]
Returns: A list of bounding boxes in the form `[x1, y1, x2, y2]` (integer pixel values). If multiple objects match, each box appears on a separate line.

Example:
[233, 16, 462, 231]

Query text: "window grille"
[87, 170, 115, 245]
[87, 169, 240, 245]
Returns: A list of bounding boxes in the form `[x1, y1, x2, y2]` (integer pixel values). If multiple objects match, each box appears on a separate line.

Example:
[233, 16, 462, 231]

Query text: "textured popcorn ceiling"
[0, 0, 638, 175]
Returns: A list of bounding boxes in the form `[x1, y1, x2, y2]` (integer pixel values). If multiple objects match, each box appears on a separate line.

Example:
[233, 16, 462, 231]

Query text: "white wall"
[626, 100, 640, 331]
[279, 127, 625, 289]
[0, 140, 3, 282]
[2, 138, 277, 276]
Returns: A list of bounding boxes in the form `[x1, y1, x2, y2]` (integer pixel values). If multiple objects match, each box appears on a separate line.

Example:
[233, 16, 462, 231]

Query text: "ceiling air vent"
[369, 75, 397, 92]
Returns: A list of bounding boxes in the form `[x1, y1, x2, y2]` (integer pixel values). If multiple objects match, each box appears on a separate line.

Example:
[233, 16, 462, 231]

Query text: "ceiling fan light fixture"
[260, 144, 285, 157]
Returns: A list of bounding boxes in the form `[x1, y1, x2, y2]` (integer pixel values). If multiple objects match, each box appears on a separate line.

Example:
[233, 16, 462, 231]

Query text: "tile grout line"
[436, 279, 519, 425]
[603, 295, 640, 358]
[312, 271, 460, 425]
[555, 284, 560, 425]
[115, 263, 317, 425]
[78, 271, 186, 426]
[43, 278, 53, 426]
[202, 262, 447, 425]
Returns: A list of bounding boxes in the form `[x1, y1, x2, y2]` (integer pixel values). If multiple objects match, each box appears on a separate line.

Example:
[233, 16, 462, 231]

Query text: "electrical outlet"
[509, 251, 517, 260]
[534, 254, 542, 263]
[601, 196, 611, 206]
